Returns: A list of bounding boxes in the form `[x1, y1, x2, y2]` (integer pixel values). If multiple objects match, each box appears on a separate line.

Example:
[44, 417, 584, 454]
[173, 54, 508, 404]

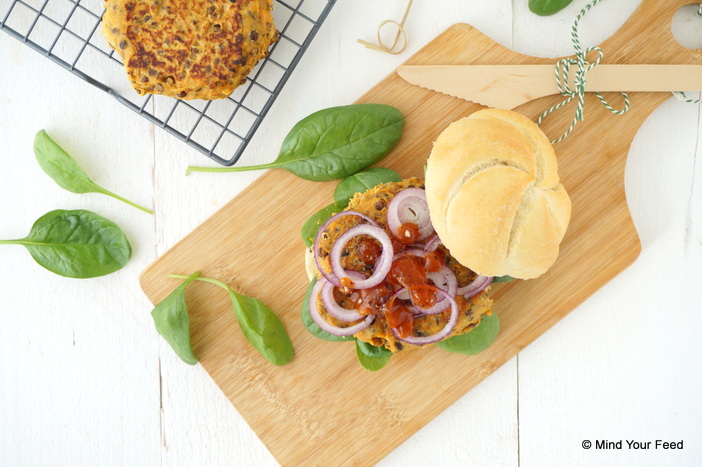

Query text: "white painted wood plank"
[511, 0, 642, 58]
[0, 32, 161, 466]
[513, 1, 702, 465]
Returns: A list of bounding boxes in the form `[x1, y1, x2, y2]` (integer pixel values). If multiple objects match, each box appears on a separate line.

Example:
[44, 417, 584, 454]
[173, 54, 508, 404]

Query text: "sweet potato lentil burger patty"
[315, 178, 493, 352]
[102, 0, 278, 100]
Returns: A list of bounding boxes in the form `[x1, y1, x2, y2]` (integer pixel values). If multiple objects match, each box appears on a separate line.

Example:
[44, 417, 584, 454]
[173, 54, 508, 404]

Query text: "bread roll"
[425, 109, 571, 279]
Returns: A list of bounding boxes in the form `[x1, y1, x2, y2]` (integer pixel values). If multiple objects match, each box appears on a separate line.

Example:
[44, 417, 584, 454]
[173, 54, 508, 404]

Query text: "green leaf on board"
[151, 272, 201, 365]
[186, 104, 405, 181]
[355, 339, 392, 371]
[165, 275, 295, 366]
[333, 167, 402, 202]
[301, 200, 349, 248]
[491, 275, 515, 283]
[435, 313, 500, 355]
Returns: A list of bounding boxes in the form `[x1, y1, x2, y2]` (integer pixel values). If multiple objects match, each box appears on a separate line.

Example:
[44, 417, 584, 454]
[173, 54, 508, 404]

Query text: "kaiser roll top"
[425, 109, 571, 279]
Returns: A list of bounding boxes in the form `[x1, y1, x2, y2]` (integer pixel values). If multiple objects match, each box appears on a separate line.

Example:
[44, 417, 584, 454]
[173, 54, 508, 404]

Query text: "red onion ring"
[422, 234, 441, 252]
[457, 275, 493, 298]
[389, 287, 459, 346]
[309, 277, 374, 336]
[321, 271, 365, 322]
[410, 267, 458, 315]
[313, 210, 377, 287]
[386, 188, 434, 241]
[391, 248, 426, 262]
[330, 224, 393, 289]
[408, 234, 439, 251]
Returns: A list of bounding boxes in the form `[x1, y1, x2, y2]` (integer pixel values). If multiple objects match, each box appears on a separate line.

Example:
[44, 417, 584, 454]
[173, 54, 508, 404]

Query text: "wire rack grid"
[0, 0, 337, 165]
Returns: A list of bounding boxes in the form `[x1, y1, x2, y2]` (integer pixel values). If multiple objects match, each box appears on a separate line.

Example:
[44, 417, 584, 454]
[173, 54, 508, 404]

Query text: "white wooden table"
[1, 0, 701, 465]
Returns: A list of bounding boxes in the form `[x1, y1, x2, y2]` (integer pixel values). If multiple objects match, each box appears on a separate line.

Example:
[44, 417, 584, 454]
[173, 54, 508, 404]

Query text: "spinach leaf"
[227, 287, 294, 366]
[0, 209, 132, 278]
[151, 272, 201, 365]
[186, 104, 405, 181]
[301, 200, 348, 248]
[528, 0, 573, 16]
[355, 340, 392, 371]
[333, 167, 402, 203]
[301, 278, 354, 342]
[355, 339, 392, 358]
[435, 313, 500, 355]
[492, 275, 515, 283]
[167, 275, 295, 365]
[34, 130, 153, 214]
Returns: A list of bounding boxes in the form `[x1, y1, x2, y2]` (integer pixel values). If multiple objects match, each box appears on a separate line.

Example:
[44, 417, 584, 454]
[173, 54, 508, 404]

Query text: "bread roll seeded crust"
[425, 109, 571, 279]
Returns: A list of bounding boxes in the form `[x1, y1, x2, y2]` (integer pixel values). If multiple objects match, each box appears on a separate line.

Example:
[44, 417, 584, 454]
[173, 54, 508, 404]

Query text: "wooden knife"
[397, 64, 702, 109]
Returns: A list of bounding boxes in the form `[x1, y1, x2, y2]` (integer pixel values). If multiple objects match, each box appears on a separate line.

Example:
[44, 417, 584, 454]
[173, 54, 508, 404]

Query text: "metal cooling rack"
[0, 0, 336, 165]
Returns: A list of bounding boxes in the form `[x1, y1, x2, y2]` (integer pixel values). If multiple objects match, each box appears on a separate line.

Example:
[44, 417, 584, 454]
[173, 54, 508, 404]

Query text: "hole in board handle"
[672, 4, 702, 49]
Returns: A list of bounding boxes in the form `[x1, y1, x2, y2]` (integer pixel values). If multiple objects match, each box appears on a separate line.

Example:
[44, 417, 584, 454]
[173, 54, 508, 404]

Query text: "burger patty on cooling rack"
[102, 0, 278, 100]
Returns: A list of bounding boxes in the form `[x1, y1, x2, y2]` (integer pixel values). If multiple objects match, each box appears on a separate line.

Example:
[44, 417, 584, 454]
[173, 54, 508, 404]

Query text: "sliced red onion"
[313, 210, 377, 287]
[423, 234, 441, 252]
[457, 275, 493, 298]
[392, 248, 426, 262]
[309, 277, 374, 336]
[427, 267, 458, 295]
[410, 267, 458, 315]
[386, 188, 434, 241]
[330, 224, 393, 289]
[389, 287, 459, 346]
[321, 271, 366, 322]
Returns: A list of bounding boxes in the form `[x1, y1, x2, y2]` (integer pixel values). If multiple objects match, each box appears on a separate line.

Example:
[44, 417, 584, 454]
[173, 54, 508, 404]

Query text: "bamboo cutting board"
[140, 0, 699, 464]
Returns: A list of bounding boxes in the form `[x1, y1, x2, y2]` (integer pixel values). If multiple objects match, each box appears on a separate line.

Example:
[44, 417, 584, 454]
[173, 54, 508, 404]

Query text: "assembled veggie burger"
[305, 109, 572, 360]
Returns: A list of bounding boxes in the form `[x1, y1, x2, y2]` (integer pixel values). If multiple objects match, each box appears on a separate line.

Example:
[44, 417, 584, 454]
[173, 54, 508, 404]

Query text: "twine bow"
[537, 0, 630, 144]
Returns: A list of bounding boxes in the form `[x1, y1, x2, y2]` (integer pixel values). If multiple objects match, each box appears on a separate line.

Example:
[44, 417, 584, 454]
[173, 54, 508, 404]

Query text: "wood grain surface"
[139, 0, 699, 464]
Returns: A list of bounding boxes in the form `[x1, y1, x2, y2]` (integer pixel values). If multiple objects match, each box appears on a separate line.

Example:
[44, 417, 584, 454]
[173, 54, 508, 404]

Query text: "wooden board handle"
[603, 0, 700, 65]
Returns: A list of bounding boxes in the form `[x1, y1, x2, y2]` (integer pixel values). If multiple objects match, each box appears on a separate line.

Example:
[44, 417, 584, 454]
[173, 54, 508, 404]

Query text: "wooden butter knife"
[397, 64, 702, 109]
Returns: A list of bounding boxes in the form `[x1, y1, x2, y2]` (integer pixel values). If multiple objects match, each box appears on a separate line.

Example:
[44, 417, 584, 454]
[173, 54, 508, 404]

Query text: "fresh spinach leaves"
[0, 209, 132, 278]
[151, 272, 201, 365]
[333, 167, 402, 203]
[34, 130, 153, 214]
[528, 0, 573, 16]
[186, 104, 405, 181]
[355, 339, 392, 371]
[224, 281, 294, 366]
[301, 200, 348, 248]
[436, 313, 500, 355]
[159, 274, 294, 366]
[492, 275, 515, 283]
